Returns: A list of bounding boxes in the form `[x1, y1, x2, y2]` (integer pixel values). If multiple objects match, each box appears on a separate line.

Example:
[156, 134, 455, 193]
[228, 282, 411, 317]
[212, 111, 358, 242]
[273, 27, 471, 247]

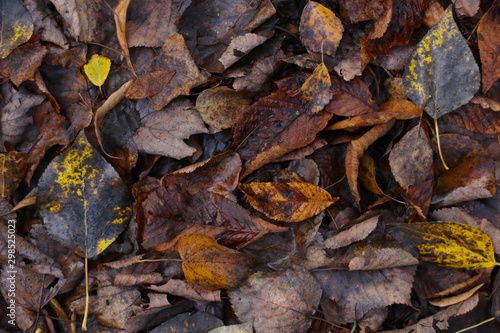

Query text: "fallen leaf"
[23, 0, 68, 49]
[84, 54, 111, 91]
[0, 0, 33, 58]
[452, 0, 479, 17]
[403, 6, 480, 119]
[315, 266, 416, 323]
[422, 0, 445, 28]
[478, 1, 500, 94]
[348, 248, 419, 271]
[428, 283, 483, 307]
[359, 155, 385, 195]
[432, 154, 496, 206]
[395, 222, 497, 270]
[0, 41, 48, 86]
[131, 98, 208, 159]
[239, 181, 336, 222]
[445, 100, 500, 134]
[113, 0, 135, 76]
[232, 72, 334, 177]
[140, 152, 286, 253]
[346, 119, 395, 203]
[150, 279, 221, 304]
[177, 234, 254, 292]
[150, 311, 224, 333]
[325, 214, 380, 249]
[328, 72, 378, 116]
[389, 125, 433, 190]
[194, 86, 251, 131]
[0, 151, 27, 200]
[301, 63, 332, 114]
[230, 267, 321, 333]
[37, 131, 133, 258]
[299, 2, 343, 57]
[148, 34, 210, 110]
[125, 71, 175, 99]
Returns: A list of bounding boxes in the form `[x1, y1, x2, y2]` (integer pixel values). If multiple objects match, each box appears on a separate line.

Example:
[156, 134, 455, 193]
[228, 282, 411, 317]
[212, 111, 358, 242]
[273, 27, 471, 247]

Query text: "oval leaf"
[177, 235, 254, 292]
[37, 131, 132, 258]
[239, 182, 337, 222]
[301, 63, 332, 114]
[403, 6, 480, 118]
[395, 222, 497, 270]
[84, 54, 111, 88]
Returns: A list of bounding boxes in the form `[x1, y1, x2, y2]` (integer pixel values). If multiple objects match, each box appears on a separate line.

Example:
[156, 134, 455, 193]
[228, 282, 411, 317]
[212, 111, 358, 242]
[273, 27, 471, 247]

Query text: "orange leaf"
[239, 182, 337, 222]
[177, 235, 254, 292]
[301, 63, 332, 114]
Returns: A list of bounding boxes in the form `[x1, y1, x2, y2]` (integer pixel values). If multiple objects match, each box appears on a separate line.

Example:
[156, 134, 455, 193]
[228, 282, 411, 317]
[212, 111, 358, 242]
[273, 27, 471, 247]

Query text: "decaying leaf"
[125, 71, 175, 99]
[194, 86, 252, 131]
[395, 222, 497, 270]
[0, 151, 27, 200]
[0, 0, 33, 58]
[358, 155, 385, 195]
[403, 6, 480, 118]
[325, 214, 380, 249]
[389, 125, 433, 190]
[230, 267, 321, 333]
[37, 131, 133, 258]
[478, 0, 500, 94]
[177, 235, 254, 292]
[300, 2, 343, 57]
[301, 63, 332, 114]
[239, 181, 336, 222]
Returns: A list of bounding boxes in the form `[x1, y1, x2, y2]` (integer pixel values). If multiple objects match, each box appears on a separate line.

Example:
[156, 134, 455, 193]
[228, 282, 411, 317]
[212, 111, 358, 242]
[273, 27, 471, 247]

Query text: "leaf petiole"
[434, 116, 449, 171]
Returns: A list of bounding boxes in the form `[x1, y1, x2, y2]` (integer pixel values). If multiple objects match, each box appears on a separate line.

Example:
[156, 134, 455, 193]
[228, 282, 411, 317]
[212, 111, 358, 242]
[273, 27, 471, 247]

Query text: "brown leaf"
[325, 214, 380, 249]
[348, 248, 419, 271]
[327, 73, 378, 116]
[177, 234, 254, 292]
[452, 0, 479, 17]
[131, 98, 208, 160]
[232, 72, 334, 178]
[478, 1, 500, 93]
[338, 0, 388, 24]
[125, 71, 175, 99]
[24, 0, 68, 49]
[433, 154, 496, 207]
[0, 42, 48, 86]
[239, 181, 336, 222]
[230, 267, 322, 333]
[0, 151, 27, 200]
[194, 86, 251, 131]
[299, 2, 343, 57]
[444, 100, 500, 135]
[148, 34, 210, 110]
[346, 119, 395, 203]
[140, 152, 286, 253]
[301, 63, 332, 114]
[389, 125, 433, 190]
[422, 0, 445, 28]
[150, 279, 221, 303]
[114, 0, 135, 76]
[359, 155, 385, 195]
[314, 266, 416, 323]
[327, 100, 421, 130]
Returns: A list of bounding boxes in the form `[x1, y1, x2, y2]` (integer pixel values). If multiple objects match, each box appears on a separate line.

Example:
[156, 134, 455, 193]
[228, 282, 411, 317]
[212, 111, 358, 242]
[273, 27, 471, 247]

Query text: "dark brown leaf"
[0, 151, 27, 200]
[478, 1, 500, 94]
[0, 42, 48, 86]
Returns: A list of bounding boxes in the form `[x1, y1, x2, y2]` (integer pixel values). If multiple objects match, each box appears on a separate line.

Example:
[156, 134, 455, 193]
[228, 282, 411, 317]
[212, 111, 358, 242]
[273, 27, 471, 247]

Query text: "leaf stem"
[454, 316, 496, 333]
[82, 256, 89, 331]
[434, 117, 449, 171]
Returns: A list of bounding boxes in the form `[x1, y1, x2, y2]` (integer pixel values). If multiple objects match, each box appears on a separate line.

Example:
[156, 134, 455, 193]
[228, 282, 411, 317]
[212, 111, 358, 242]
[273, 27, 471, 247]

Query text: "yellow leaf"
[176, 235, 254, 292]
[395, 222, 497, 270]
[239, 181, 337, 222]
[301, 63, 332, 114]
[84, 54, 111, 88]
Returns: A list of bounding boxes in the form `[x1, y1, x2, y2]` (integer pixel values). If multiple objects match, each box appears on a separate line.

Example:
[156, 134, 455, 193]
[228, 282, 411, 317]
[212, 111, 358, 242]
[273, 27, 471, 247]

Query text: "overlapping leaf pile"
[1, 0, 500, 332]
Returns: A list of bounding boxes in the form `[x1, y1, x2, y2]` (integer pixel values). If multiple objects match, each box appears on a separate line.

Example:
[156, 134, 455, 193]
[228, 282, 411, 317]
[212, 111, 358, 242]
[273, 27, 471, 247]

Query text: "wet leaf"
[0, 151, 27, 200]
[239, 181, 336, 222]
[125, 70, 175, 99]
[83, 54, 111, 89]
[301, 63, 332, 114]
[230, 267, 321, 333]
[389, 125, 433, 190]
[299, 2, 343, 57]
[478, 1, 500, 94]
[140, 152, 286, 253]
[177, 235, 254, 292]
[445, 100, 500, 135]
[0, 41, 48, 86]
[328, 73, 378, 116]
[0, 0, 33, 58]
[395, 222, 497, 270]
[232, 72, 334, 178]
[403, 6, 480, 118]
[37, 131, 133, 258]
[194, 86, 252, 131]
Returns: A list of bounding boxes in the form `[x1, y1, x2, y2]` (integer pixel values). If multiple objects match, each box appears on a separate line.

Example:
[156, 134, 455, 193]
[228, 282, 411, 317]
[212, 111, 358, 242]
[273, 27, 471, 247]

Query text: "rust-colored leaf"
[232, 72, 334, 178]
[299, 2, 343, 57]
[140, 152, 286, 253]
[346, 119, 395, 203]
[125, 70, 175, 99]
[239, 181, 337, 222]
[177, 234, 254, 292]
[327, 73, 378, 116]
[445, 100, 500, 135]
[478, 1, 500, 94]
[0, 41, 48, 86]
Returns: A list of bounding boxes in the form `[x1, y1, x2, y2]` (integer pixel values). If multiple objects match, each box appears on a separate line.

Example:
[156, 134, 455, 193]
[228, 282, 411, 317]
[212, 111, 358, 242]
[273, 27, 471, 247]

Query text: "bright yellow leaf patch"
[84, 54, 111, 88]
